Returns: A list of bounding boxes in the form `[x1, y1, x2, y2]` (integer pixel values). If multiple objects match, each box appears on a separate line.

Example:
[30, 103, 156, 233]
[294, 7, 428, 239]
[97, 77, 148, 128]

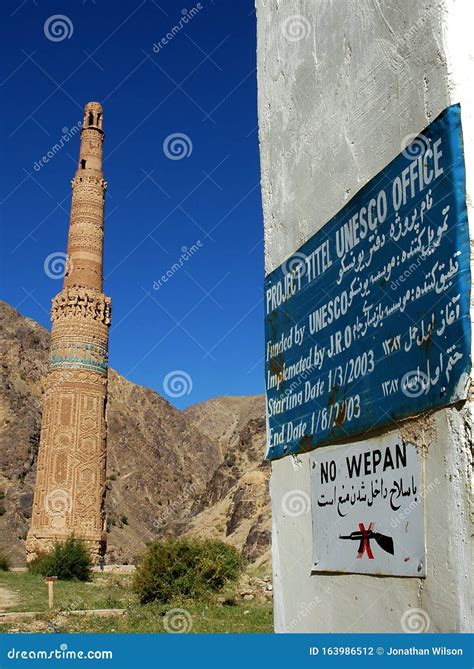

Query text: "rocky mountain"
[0, 300, 270, 567]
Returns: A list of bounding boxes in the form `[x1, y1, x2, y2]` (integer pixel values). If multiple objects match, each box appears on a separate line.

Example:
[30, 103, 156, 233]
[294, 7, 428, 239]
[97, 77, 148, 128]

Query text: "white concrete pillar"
[257, 0, 473, 633]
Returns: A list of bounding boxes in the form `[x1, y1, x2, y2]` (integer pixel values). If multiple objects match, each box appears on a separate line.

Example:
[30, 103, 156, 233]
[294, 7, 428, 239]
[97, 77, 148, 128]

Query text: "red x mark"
[357, 522, 374, 559]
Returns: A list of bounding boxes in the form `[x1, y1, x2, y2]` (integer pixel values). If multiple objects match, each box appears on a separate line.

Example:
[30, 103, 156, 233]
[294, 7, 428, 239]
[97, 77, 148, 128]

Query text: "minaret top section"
[63, 101, 107, 292]
[82, 101, 104, 132]
[74, 101, 105, 179]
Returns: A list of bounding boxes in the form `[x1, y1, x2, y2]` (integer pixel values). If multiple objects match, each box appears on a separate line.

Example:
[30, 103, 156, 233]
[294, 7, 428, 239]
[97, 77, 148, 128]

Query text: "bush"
[133, 538, 242, 604]
[0, 547, 9, 571]
[28, 535, 92, 581]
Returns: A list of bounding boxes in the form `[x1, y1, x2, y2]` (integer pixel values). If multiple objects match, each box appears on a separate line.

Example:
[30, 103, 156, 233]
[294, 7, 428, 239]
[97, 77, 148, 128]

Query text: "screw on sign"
[339, 523, 394, 559]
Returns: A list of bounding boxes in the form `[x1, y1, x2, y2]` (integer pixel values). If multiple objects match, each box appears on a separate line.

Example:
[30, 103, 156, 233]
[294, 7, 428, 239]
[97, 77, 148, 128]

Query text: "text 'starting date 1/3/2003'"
[264, 103, 471, 460]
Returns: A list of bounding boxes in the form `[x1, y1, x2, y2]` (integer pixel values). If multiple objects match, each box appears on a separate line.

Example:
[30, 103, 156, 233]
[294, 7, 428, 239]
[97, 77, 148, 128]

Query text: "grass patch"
[0, 571, 133, 613]
[0, 571, 273, 633]
[0, 602, 272, 634]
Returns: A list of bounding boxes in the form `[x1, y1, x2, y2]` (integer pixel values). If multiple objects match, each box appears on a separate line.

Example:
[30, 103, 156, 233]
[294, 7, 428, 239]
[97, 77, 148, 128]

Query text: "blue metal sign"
[265, 104, 471, 460]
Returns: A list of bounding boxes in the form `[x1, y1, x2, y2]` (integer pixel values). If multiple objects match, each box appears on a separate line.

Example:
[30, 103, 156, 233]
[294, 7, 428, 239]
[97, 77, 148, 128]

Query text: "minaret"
[26, 102, 111, 561]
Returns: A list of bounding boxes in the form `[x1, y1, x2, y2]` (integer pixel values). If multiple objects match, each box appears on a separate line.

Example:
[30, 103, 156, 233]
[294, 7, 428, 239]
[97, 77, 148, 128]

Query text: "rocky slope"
[0, 301, 270, 566]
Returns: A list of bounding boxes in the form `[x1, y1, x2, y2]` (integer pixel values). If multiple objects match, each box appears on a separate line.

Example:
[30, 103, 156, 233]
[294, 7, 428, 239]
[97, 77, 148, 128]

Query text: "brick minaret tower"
[26, 102, 111, 561]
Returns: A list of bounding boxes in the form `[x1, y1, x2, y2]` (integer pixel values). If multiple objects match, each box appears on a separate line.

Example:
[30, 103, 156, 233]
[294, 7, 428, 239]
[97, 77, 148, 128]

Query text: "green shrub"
[0, 547, 9, 571]
[28, 535, 92, 581]
[133, 538, 242, 604]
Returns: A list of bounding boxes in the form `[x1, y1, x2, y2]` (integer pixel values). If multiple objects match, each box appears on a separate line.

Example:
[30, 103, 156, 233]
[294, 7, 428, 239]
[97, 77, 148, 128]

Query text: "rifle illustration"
[339, 523, 394, 559]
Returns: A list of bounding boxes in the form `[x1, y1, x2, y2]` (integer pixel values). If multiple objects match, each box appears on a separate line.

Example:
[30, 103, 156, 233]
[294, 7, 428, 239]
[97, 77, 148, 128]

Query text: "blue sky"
[0, 0, 264, 408]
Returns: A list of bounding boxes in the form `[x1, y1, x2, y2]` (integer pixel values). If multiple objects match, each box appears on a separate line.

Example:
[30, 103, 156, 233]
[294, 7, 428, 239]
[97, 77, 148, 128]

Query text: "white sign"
[310, 434, 426, 576]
